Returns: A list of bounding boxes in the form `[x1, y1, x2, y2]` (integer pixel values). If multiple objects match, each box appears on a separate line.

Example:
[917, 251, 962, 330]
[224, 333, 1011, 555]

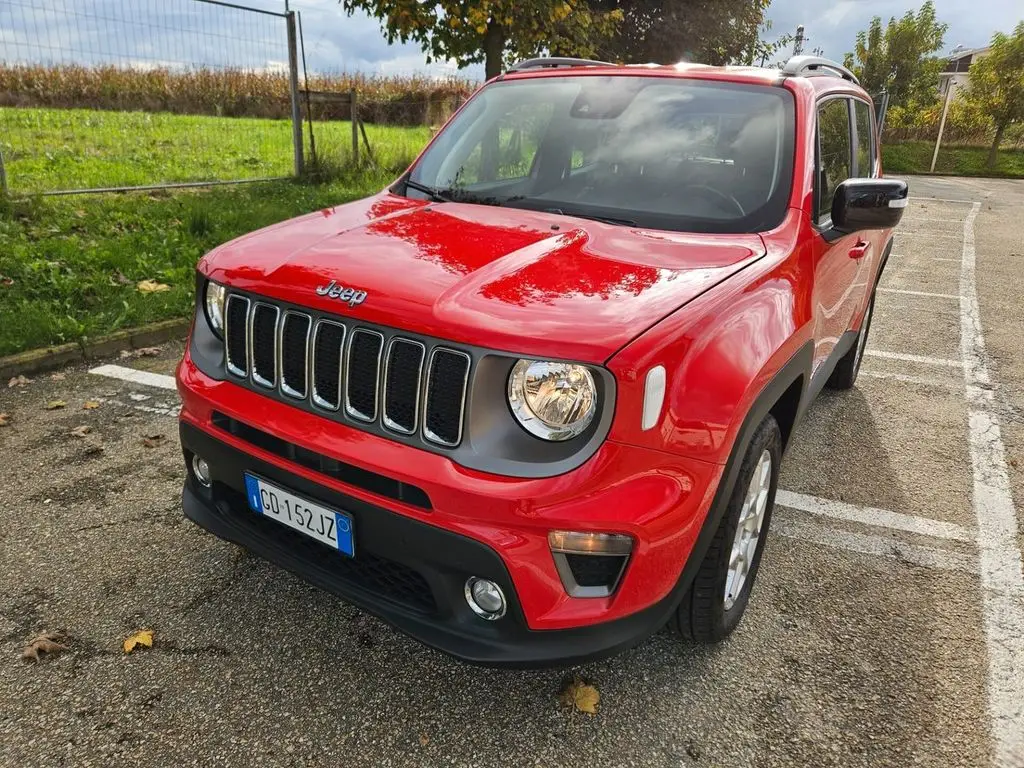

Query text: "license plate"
[243, 474, 354, 557]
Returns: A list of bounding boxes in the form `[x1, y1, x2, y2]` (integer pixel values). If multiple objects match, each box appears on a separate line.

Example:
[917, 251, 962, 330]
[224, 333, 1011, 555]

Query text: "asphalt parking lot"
[1, 175, 1022, 767]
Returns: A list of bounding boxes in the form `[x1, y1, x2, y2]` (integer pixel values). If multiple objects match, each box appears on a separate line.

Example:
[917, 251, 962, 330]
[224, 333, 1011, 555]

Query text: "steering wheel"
[679, 184, 746, 217]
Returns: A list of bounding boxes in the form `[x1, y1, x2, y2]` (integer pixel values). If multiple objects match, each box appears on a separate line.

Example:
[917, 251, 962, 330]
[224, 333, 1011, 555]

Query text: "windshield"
[406, 75, 795, 234]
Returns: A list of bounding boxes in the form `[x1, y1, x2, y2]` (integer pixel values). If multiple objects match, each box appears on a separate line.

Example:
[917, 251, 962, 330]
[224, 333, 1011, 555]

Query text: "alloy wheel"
[724, 449, 772, 611]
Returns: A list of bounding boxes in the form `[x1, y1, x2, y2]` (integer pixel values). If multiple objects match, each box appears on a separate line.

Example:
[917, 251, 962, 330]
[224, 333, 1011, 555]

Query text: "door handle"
[849, 241, 870, 260]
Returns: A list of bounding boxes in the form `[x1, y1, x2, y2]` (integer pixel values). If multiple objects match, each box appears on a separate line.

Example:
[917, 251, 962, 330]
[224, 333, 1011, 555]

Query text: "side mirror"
[831, 178, 909, 234]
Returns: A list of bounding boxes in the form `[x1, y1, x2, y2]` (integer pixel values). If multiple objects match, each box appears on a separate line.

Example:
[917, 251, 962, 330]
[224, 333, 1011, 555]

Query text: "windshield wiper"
[404, 179, 455, 203]
[547, 208, 637, 227]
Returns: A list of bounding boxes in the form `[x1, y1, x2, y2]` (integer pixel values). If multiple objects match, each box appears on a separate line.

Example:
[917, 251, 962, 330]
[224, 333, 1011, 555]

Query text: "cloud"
[765, 0, 1022, 61]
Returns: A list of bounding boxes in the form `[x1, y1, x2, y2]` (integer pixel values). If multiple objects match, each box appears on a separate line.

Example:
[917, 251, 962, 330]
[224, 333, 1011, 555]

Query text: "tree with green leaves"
[587, 0, 776, 66]
[842, 1, 948, 107]
[339, 1, 622, 80]
[965, 22, 1024, 169]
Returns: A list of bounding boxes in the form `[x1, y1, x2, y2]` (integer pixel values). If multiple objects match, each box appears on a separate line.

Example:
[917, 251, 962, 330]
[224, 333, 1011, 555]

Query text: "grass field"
[1, 107, 432, 194]
[0, 107, 430, 357]
[882, 141, 1024, 178]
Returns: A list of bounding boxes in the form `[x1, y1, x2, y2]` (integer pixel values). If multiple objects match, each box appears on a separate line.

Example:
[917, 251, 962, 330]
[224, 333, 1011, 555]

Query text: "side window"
[816, 98, 852, 224]
[456, 103, 554, 185]
[853, 100, 875, 177]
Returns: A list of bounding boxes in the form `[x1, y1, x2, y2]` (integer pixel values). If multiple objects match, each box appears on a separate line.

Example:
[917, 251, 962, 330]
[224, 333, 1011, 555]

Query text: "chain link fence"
[0, 0, 306, 195]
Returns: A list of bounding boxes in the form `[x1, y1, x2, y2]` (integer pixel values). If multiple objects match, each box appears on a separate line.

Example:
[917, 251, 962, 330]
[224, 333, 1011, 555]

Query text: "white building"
[939, 45, 991, 99]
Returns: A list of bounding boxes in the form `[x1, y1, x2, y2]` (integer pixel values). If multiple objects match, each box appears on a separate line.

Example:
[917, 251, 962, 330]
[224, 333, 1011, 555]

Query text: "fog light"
[464, 577, 506, 620]
[191, 455, 212, 487]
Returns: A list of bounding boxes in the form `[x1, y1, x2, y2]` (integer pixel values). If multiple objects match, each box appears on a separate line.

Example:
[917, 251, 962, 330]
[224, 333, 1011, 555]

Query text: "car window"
[409, 76, 796, 235]
[816, 98, 852, 224]
[853, 100, 875, 177]
[456, 102, 555, 184]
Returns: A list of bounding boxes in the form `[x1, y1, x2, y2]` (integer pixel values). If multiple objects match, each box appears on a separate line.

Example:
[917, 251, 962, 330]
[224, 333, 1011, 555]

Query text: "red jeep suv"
[177, 56, 906, 665]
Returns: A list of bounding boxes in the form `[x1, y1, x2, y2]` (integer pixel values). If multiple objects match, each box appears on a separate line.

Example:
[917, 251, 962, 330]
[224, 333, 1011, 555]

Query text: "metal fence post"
[350, 89, 359, 165]
[0, 147, 8, 196]
[286, 11, 304, 176]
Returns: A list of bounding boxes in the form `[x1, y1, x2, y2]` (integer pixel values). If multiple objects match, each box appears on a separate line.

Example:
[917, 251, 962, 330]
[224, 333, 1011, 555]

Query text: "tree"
[842, 1, 948, 107]
[339, 1, 621, 80]
[965, 22, 1024, 169]
[588, 0, 775, 66]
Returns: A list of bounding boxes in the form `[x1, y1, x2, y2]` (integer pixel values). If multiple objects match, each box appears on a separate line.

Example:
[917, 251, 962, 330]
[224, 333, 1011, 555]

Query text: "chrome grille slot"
[250, 303, 279, 388]
[311, 321, 345, 411]
[382, 338, 425, 435]
[345, 329, 384, 422]
[279, 312, 311, 399]
[225, 295, 250, 377]
[423, 348, 471, 446]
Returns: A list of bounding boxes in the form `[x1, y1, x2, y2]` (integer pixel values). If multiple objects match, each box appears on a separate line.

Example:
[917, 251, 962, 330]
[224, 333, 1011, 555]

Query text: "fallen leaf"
[45, 400, 67, 410]
[559, 677, 600, 715]
[22, 632, 68, 662]
[0, 275, 13, 287]
[8, 375, 32, 388]
[418, 733, 430, 747]
[136, 279, 171, 294]
[70, 425, 92, 438]
[111, 270, 132, 286]
[0, 413, 9, 427]
[123, 629, 154, 653]
[50, 372, 66, 381]
[142, 433, 166, 448]
[82, 400, 100, 410]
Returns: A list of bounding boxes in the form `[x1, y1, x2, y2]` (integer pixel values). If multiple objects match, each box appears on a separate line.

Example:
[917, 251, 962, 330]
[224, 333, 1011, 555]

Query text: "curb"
[0, 317, 191, 380]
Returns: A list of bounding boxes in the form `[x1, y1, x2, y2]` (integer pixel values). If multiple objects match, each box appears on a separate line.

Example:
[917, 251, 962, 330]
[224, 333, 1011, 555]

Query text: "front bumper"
[183, 421, 692, 666]
[178, 355, 724, 665]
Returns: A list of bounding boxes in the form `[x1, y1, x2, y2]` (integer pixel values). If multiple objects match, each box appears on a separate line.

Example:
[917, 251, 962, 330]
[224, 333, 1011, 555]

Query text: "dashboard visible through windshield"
[405, 75, 796, 234]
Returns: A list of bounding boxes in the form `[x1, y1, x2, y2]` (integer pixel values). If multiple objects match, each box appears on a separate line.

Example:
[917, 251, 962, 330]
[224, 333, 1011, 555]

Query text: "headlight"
[507, 359, 597, 441]
[204, 280, 227, 338]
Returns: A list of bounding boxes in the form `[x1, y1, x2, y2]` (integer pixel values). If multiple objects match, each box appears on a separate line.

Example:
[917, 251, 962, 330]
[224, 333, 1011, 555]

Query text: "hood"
[201, 193, 766, 363]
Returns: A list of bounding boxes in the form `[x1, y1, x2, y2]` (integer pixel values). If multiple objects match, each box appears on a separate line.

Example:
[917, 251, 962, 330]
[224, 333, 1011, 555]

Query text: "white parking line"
[860, 370, 964, 391]
[957, 202, 1024, 763]
[89, 364, 177, 390]
[863, 350, 964, 367]
[774, 518, 976, 574]
[776, 490, 975, 542]
[877, 288, 962, 300]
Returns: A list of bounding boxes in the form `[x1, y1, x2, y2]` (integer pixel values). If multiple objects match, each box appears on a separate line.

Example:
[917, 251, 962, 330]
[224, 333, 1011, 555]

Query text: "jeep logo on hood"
[315, 280, 367, 308]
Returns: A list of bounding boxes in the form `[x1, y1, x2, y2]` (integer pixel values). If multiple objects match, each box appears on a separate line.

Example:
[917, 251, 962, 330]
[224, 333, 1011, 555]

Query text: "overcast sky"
[0, 0, 1020, 78]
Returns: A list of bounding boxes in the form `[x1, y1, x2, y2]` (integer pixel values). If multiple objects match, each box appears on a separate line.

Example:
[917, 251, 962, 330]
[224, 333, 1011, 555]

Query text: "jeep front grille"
[223, 293, 471, 449]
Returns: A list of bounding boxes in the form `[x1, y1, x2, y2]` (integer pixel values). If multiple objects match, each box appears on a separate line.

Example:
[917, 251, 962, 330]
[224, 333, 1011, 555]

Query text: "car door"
[811, 96, 861, 373]
[851, 97, 882, 294]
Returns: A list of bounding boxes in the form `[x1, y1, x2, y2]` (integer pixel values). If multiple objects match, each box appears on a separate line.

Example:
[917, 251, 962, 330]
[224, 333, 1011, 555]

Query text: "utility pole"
[793, 25, 805, 56]
[931, 80, 956, 173]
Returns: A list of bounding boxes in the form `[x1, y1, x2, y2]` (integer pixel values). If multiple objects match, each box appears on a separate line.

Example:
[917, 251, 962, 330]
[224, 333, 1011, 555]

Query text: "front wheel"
[675, 414, 782, 643]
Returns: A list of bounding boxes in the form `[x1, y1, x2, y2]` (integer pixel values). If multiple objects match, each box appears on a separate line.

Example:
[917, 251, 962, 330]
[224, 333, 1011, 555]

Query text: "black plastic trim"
[210, 411, 432, 510]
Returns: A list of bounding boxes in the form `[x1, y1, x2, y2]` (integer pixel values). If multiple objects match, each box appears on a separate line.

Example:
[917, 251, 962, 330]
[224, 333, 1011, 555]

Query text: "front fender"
[606, 219, 814, 465]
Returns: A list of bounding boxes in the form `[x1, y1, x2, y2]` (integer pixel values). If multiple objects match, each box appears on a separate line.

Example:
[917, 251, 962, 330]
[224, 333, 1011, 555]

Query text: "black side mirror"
[831, 178, 909, 234]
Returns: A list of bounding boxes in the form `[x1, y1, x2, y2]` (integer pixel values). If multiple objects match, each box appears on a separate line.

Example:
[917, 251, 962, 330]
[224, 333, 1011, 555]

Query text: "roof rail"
[508, 57, 616, 72]
[781, 55, 860, 85]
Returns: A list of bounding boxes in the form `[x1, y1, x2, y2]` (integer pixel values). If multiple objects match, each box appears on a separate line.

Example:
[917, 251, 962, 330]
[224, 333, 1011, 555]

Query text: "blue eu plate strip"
[244, 474, 263, 514]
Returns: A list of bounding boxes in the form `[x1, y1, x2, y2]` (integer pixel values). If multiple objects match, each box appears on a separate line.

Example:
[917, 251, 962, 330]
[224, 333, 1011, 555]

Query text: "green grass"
[0, 107, 431, 357]
[882, 141, 1024, 177]
[1, 106, 431, 193]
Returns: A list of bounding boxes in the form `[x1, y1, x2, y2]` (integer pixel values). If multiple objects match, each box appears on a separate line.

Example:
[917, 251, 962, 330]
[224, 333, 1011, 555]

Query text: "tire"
[675, 414, 782, 643]
[826, 291, 875, 390]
